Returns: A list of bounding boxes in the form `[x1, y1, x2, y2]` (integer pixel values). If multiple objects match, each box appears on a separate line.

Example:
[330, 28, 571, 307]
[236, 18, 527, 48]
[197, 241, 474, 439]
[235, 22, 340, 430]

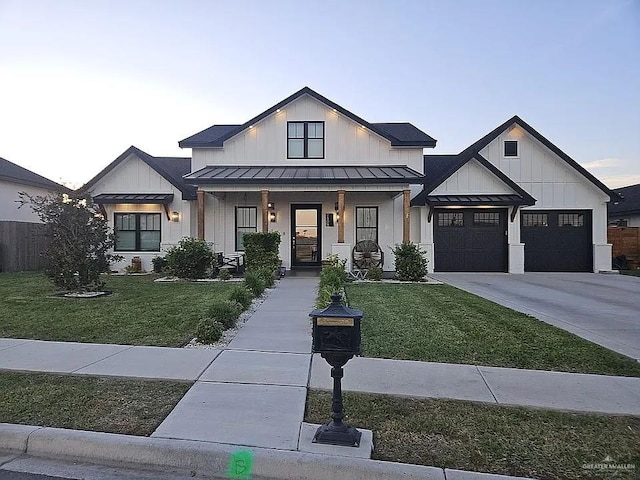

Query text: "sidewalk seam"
[475, 366, 498, 404]
[69, 345, 136, 374]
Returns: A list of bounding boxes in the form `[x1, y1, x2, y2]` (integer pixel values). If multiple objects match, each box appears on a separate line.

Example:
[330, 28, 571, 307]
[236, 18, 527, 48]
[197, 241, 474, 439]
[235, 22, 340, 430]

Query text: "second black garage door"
[520, 210, 592, 272]
[434, 209, 507, 272]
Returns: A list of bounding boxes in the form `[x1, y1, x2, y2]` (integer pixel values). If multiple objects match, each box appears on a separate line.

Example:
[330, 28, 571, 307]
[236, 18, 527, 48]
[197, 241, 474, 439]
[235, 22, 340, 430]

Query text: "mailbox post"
[310, 292, 363, 447]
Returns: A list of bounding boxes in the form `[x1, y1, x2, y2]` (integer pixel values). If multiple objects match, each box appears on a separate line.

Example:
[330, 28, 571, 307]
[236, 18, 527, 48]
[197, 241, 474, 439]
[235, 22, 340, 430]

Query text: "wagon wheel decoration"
[352, 240, 384, 270]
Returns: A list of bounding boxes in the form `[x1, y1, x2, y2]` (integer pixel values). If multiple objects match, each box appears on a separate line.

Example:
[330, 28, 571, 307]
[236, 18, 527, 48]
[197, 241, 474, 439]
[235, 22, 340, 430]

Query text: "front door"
[291, 204, 322, 267]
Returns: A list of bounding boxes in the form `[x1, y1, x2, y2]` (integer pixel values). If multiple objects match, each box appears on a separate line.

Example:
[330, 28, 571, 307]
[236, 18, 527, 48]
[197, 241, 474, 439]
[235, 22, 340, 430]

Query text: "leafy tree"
[19, 192, 120, 292]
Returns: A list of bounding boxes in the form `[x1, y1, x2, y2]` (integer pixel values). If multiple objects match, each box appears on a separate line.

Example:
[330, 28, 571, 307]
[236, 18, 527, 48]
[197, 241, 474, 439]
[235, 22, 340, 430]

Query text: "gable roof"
[179, 86, 437, 148]
[79, 146, 195, 200]
[0, 157, 70, 192]
[609, 183, 640, 216]
[412, 153, 536, 206]
[459, 115, 619, 200]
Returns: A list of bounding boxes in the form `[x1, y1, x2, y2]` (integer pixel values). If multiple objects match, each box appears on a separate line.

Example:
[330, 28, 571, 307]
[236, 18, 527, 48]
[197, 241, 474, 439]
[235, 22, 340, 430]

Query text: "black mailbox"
[311, 293, 362, 355]
[309, 292, 363, 447]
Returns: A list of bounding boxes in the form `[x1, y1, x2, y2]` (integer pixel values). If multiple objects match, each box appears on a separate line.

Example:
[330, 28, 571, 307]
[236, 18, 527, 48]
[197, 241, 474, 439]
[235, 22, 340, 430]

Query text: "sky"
[0, 0, 638, 189]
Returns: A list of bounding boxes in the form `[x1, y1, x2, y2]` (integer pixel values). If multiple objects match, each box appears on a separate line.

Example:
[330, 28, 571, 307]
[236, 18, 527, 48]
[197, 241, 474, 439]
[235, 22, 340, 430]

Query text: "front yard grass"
[0, 272, 237, 346]
[306, 390, 640, 480]
[0, 371, 191, 436]
[346, 283, 640, 376]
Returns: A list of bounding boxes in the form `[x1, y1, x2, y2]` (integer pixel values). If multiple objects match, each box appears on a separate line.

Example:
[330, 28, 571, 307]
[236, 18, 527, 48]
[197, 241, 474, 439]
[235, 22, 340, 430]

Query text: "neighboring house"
[0, 157, 70, 271]
[0, 157, 69, 222]
[80, 146, 196, 271]
[608, 183, 640, 227]
[84, 87, 617, 273]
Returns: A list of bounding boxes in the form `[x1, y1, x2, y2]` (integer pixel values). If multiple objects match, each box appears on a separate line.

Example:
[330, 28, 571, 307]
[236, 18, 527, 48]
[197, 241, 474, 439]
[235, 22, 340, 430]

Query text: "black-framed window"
[355, 207, 378, 243]
[438, 212, 464, 227]
[236, 207, 257, 251]
[522, 213, 548, 227]
[114, 213, 161, 251]
[473, 212, 501, 226]
[287, 121, 324, 159]
[558, 213, 584, 227]
[504, 140, 518, 157]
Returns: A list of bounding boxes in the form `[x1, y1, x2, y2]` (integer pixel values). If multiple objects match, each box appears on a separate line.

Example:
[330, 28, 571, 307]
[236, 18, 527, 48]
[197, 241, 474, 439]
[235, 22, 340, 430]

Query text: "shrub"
[218, 268, 232, 281]
[18, 192, 120, 292]
[243, 232, 281, 273]
[254, 267, 276, 288]
[229, 286, 253, 310]
[195, 319, 224, 344]
[244, 270, 266, 297]
[151, 256, 168, 274]
[367, 266, 383, 281]
[393, 242, 428, 282]
[165, 238, 214, 279]
[316, 254, 348, 307]
[207, 300, 243, 329]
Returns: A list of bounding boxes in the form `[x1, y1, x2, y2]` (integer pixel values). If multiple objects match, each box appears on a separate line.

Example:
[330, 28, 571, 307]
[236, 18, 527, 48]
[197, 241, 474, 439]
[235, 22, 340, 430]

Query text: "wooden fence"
[608, 226, 640, 269]
[0, 221, 49, 272]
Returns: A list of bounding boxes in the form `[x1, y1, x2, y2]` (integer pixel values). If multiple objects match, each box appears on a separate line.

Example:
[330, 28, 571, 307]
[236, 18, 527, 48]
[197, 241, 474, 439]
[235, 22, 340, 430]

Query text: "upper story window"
[114, 213, 161, 252]
[288, 121, 324, 159]
[504, 140, 518, 157]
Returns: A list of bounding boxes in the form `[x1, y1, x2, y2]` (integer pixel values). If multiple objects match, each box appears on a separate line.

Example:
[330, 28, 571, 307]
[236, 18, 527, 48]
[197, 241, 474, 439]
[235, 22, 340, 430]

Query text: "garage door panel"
[521, 210, 592, 272]
[434, 209, 507, 272]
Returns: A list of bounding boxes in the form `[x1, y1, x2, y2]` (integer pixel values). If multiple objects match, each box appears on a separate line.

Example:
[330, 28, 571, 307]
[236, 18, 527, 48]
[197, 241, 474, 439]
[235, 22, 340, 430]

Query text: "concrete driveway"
[431, 273, 640, 361]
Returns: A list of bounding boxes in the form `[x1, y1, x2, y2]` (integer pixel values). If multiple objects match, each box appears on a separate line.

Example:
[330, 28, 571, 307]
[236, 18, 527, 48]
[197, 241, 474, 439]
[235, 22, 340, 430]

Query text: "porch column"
[403, 189, 411, 243]
[261, 190, 269, 233]
[337, 189, 345, 243]
[197, 190, 205, 240]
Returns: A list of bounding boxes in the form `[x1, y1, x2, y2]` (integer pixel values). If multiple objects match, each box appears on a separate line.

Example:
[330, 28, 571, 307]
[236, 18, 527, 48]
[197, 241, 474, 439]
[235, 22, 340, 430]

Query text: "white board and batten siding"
[191, 95, 424, 173]
[86, 153, 195, 271]
[480, 125, 611, 271]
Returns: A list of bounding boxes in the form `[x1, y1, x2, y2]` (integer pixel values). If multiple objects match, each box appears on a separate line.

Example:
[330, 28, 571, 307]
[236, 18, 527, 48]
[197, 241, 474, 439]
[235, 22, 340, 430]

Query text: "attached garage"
[434, 208, 507, 272]
[521, 210, 592, 272]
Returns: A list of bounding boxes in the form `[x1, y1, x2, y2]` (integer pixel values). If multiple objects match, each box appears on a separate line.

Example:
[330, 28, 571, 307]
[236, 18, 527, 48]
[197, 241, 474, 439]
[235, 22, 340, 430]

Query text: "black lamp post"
[310, 292, 363, 447]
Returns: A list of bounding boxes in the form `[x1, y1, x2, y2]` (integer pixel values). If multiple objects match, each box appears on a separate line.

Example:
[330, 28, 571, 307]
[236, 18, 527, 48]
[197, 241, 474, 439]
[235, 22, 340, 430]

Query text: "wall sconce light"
[269, 211, 277, 223]
[268, 202, 275, 209]
[268, 202, 276, 222]
[170, 211, 180, 222]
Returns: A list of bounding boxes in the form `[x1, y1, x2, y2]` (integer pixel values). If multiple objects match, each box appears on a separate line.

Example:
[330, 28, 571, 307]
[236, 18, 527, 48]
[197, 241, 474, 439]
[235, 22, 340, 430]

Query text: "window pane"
[116, 214, 136, 231]
[356, 228, 377, 242]
[115, 231, 136, 251]
[522, 213, 548, 227]
[307, 139, 323, 158]
[438, 212, 463, 227]
[504, 140, 518, 157]
[356, 207, 377, 228]
[236, 228, 256, 251]
[288, 139, 304, 158]
[308, 122, 323, 138]
[139, 231, 160, 251]
[473, 212, 500, 226]
[288, 122, 304, 138]
[558, 213, 584, 227]
[236, 207, 257, 228]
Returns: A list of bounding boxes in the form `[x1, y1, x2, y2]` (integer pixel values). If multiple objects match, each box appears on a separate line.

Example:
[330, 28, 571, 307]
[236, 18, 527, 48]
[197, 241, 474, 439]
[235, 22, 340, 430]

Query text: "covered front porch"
[184, 165, 422, 271]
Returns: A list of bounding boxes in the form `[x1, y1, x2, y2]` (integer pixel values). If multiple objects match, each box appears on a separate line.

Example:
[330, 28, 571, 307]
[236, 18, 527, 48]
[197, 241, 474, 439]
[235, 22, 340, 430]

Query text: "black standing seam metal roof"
[609, 183, 639, 216]
[411, 153, 536, 207]
[92, 193, 174, 204]
[183, 165, 423, 185]
[457, 115, 619, 201]
[0, 157, 71, 192]
[178, 87, 437, 148]
[78, 146, 196, 200]
[424, 194, 533, 206]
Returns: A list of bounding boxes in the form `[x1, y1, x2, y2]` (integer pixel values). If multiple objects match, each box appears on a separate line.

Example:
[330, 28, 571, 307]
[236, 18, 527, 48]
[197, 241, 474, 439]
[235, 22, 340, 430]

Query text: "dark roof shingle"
[609, 183, 640, 216]
[0, 157, 70, 192]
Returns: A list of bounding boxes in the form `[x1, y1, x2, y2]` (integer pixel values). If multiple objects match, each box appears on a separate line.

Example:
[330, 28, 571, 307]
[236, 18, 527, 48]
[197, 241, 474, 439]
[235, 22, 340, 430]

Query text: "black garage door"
[521, 210, 592, 272]
[434, 209, 507, 272]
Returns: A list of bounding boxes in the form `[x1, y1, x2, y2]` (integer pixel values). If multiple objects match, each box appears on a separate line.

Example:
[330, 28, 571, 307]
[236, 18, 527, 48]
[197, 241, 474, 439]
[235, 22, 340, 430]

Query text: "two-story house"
[82, 87, 616, 273]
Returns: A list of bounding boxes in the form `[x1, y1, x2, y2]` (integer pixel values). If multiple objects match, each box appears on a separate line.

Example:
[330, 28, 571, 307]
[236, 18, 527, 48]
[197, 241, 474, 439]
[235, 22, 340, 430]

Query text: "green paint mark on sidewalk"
[227, 450, 254, 479]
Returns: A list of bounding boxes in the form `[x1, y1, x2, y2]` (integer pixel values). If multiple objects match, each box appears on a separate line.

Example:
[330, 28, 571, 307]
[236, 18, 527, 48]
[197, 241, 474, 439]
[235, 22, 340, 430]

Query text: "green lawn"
[0, 371, 191, 436]
[0, 272, 237, 346]
[306, 390, 640, 480]
[346, 283, 640, 376]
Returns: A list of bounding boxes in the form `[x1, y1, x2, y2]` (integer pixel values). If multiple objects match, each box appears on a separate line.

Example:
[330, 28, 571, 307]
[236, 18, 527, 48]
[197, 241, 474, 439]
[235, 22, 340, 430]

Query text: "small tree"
[19, 192, 120, 292]
[165, 237, 214, 279]
[393, 242, 428, 282]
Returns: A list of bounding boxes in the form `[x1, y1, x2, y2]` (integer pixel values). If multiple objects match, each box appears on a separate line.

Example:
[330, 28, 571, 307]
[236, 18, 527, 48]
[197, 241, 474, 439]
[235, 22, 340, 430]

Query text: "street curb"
[1, 424, 446, 480]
